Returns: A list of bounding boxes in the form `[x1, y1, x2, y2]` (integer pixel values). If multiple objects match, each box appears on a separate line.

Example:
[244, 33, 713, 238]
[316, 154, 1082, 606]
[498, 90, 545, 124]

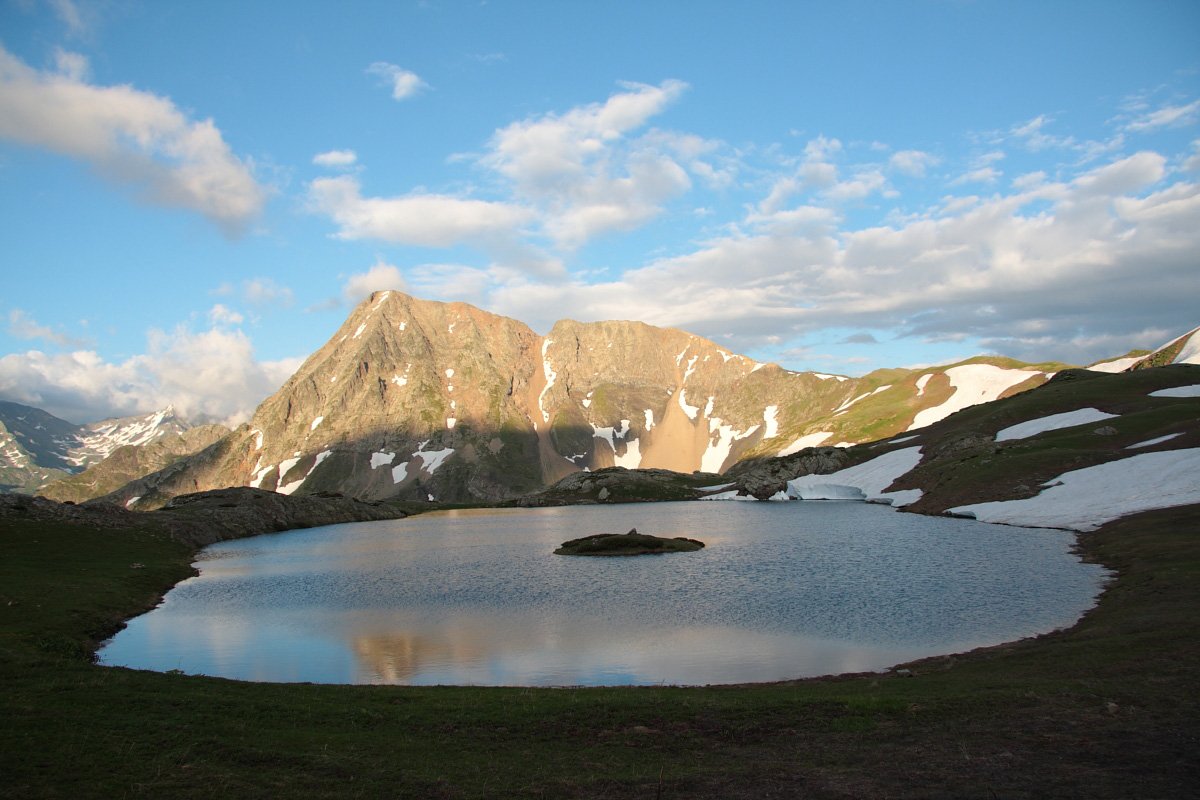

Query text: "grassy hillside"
[1, 501, 1197, 798]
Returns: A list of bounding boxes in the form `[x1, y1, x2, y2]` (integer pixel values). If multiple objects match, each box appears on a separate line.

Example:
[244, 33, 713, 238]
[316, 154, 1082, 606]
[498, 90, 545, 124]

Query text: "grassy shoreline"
[2, 504, 1197, 798]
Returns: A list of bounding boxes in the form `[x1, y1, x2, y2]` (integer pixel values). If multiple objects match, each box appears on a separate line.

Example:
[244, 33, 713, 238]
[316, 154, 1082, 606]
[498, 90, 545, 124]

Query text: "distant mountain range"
[52, 291, 1191, 510]
[0, 403, 228, 494]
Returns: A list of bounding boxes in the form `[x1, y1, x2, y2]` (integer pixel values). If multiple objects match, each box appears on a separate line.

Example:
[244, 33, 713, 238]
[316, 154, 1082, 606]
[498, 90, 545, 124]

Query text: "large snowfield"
[949, 448, 1200, 531]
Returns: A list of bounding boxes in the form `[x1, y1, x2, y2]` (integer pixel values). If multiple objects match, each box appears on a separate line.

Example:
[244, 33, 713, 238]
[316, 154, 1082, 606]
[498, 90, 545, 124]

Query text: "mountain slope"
[719, 364, 1200, 530]
[99, 292, 1186, 509]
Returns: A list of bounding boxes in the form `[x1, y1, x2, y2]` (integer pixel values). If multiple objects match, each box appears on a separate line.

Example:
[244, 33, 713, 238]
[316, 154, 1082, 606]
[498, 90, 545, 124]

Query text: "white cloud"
[49, 0, 86, 37]
[889, 149, 939, 177]
[0, 45, 266, 233]
[308, 175, 533, 247]
[52, 47, 87, 80]
[242, 278, 295, 307]
[0, 324, 300, 425]
[951, 166, 1001, 185]
[207, 304, 244, 326]
[366, 62, 428, 100]
[7, 309, 87, 347]
[478, 149, 1200, 367]
[342, 260, 407, 304]
[313, 149, 357, 168]
[1125, 99, 1200, 132]
[826, 169, 887, 201]
[479, 79, 691, 247]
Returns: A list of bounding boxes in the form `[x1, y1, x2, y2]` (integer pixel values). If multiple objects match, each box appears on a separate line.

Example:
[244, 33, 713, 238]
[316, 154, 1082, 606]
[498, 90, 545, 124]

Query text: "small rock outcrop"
[554, 528, 705, 556]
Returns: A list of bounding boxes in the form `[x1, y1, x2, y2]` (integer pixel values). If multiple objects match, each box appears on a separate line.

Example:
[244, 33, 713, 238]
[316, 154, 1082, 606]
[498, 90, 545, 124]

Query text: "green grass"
[1, 504, 1198, 798]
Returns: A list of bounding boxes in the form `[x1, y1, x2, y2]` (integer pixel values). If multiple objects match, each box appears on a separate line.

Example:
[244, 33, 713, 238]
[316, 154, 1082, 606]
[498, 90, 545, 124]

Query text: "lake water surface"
[99, 501, 1106, 686]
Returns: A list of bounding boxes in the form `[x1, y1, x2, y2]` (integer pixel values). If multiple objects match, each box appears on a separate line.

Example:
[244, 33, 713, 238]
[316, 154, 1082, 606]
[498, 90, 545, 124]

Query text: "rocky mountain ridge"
[99, 291, 1171, 509]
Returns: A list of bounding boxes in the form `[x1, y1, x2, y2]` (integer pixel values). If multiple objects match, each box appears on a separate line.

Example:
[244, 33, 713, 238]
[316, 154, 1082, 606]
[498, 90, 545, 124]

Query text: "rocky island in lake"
[554, 528, 705, 556]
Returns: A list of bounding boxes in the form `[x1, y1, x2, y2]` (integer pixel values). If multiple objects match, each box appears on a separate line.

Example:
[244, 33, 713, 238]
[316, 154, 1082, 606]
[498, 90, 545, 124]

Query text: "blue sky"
[1, 0, 1198, 424]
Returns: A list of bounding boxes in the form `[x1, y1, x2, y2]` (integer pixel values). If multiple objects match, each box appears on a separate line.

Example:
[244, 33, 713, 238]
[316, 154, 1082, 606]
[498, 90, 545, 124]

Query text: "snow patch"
[813, 373, 848, 382]
[763, 405, 779, 439]
[1127, 433, 1183, 449]
[701, 419, 760, 473]
[750, 362, 765, 373]
[643, 409, 655, 430]
[277, 450, 332, 496]
[370, 451, 394, 469]
[1175, 330, 1200, 364]
[995, 408, 1118, 441]
[950, 448, 1200, 531]
[391, 374, 407, 387]
[249, 463, 276, 488]
[352, 323, 367, 339]
[538, 339, 556, 423]
[907, 364, 1043, 431]
[310, 416, 324, 431]
[391, 462, 408, 483]
[683, 354, 699, 381]
[1151, 384, 1200, 398]
[125, 496, 141, 509]
[398, 321, 407, 332]
[914, 374, 932, 396]
[703, 396, 715, 417]
[786, 446, 924, 507]
[1088, 356, 1141, 373]
[835, 385, 891, 414]
[413, 445, 454, 473]
[777, 431, 833, 456]
[446, 418, 457, 429]
[445, 368, 454, 378]
[251, 429, 264, 450]
[678, 390, 700, 420]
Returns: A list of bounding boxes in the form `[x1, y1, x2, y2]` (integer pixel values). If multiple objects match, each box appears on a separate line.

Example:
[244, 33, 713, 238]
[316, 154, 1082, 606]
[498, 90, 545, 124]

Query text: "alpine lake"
[98, 500, 1106, 686]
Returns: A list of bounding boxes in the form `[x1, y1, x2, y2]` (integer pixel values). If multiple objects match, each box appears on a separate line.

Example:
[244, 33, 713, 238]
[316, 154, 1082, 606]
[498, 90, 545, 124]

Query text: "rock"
[1093, 426, 1118, 436]
[554, 529, 705, 556]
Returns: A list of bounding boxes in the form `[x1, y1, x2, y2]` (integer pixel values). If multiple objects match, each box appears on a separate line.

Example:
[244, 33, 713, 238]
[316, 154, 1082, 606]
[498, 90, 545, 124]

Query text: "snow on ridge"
[907, 364, 1043, 432]
[786, 446, 924, 507]
[914, 374, 932, 396]
[950, 448, 1200, 531]
[763, 405, 779, 439]
[813, 373, 848, 382]
[538, 339, 557, 423]
[750, 362, 766, 373]
[1127, 433, 1183, 449]
[995, 408, 1118, 441]
[1151, 384, 1200, 398]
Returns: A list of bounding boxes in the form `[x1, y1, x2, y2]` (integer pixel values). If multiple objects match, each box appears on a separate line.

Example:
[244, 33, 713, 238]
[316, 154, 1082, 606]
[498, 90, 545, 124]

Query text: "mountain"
[99, 291, 1091, 509]
[0, 403, 205, 493]
[38, 424, 229, 504]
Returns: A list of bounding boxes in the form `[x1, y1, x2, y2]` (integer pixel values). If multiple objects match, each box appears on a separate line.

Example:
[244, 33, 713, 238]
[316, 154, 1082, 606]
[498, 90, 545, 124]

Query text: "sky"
[1, 0, 1198, 425]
